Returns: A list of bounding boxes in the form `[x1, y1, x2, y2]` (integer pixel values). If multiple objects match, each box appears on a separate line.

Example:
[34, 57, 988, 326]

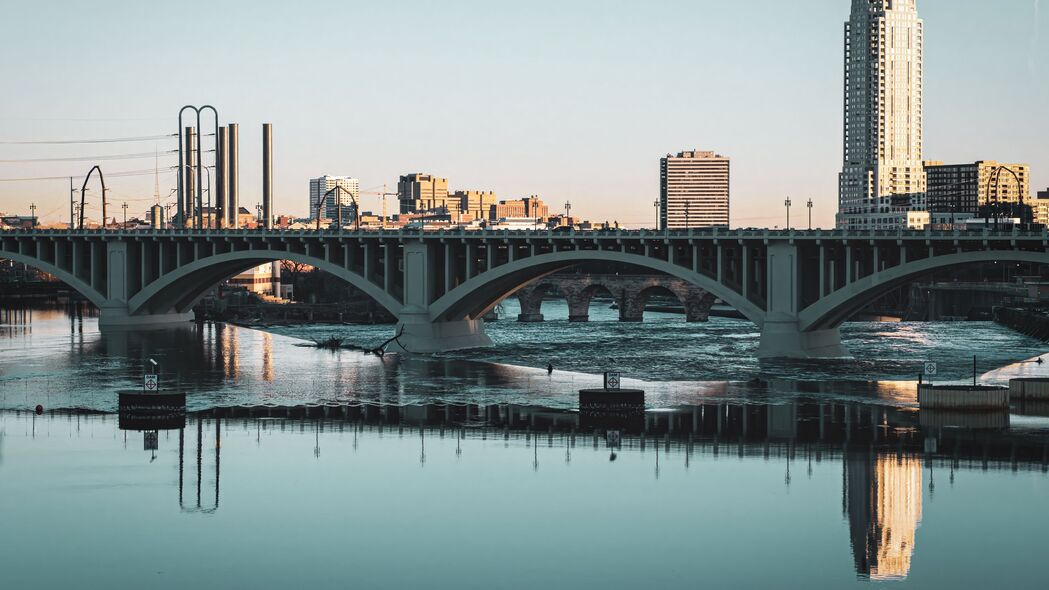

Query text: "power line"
[0, 150, 192, 164]
[0, 167, 178, 182]
[0, 133, 177, 145]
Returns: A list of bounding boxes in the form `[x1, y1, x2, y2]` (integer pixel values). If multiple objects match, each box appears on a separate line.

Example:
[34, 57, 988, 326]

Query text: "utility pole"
[784, 197, 792, 230]
[29, 202, 37, 227]
[807, 198, 813, 230]
[564, 200, 572, 220]
[69, 177, 75, 230]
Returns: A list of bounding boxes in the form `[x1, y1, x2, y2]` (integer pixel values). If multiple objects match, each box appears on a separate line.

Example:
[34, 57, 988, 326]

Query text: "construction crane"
[358, 184, 398, 229]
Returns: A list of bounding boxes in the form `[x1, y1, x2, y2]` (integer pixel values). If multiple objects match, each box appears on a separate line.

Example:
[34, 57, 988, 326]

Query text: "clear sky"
[0, 0, 1045, 228]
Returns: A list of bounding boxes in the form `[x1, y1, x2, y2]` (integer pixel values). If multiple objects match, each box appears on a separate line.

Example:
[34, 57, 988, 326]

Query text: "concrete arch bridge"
[3, 227, 1048, 358]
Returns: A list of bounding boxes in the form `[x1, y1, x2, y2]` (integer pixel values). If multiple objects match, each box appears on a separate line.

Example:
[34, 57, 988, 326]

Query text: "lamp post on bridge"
[122, 202, 128, 229]
[807, 198, 813, 230]
[784, 197, 792, 230]
[653, 199, 660, 230]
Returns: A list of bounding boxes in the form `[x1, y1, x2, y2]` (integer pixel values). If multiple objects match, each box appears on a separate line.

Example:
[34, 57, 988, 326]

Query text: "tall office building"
[454, 190, 498, 220]
[309, 176, 359, 221]
[925, 160, 1030, 213]
[398, 173, 450, 213]
[659, 150, 730, 229]
[838, 0, 925, 230]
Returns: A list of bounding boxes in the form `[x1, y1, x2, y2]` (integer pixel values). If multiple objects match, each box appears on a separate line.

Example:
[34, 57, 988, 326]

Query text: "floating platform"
[1009, 378, 1049, 401]
[118, 391, 187, 431]
[917, 385, 1009, 411]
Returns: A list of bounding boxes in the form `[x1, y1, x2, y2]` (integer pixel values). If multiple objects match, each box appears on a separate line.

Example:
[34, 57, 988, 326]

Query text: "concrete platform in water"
[1009, 378, 1049, 401]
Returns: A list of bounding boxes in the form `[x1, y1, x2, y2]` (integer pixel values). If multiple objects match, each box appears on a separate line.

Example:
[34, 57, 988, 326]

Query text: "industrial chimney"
[215, 126, 228, 228]
[262, 123, 273, 229]
[226, 123, 239, 228]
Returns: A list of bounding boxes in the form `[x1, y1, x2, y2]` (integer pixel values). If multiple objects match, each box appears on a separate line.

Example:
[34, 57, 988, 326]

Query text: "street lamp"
[122, 202, 128, 229]
[653, 199, 661, 230]
[807, 198, 813, 230]
[784, 197, 792, 230]
[29, 203, 37, 228]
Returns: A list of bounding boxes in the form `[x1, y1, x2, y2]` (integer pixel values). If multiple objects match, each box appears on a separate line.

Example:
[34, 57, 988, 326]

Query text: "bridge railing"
[2, 226, 1048, 240]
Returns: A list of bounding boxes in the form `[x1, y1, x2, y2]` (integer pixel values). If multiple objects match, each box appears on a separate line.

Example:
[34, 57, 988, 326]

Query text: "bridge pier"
[756, 321, 848, 359]
[389, 313, 493, 354]
[98, 307, 195, 329]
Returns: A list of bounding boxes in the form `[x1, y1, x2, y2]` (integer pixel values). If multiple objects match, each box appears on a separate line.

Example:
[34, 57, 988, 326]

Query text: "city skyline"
[0, 0, 1045, 228]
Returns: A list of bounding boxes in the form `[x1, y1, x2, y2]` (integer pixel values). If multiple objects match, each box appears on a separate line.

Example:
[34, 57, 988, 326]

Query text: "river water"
[1, 303, 1048, 588]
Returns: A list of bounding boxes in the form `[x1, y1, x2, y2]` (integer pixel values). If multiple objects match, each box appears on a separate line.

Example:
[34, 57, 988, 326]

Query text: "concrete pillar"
[818, 244, 826, 297]
[742, 244, 751, 300]
[391, 241, 493, 354]
[757, 241, 847, 359]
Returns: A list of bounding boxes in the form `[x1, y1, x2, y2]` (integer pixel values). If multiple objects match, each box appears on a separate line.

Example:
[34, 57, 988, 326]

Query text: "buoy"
[35, 404, 43, 415]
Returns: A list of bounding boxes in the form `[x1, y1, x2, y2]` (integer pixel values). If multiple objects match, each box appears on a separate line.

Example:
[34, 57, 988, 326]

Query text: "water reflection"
[3, 398, 1048, 586]
[846, 451, 923, 580]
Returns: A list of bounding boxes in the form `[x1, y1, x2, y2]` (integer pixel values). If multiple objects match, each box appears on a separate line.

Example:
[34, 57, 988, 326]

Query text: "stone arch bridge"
[514, 274, 717, 323]
[3, 227, 1048, 358]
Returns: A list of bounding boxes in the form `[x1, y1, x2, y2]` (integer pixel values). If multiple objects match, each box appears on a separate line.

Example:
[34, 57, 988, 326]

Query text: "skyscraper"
[659, 150, 730, 229]
[309, 176, 359, 221]
[838, 0, 925, 230]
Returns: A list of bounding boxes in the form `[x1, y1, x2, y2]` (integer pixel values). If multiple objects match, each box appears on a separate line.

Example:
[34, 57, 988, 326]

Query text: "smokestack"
[262, 123, 273, 229]
[227, 123, 239, 228]
[184, 127, 197, 227]
[216, 126, 228, 228]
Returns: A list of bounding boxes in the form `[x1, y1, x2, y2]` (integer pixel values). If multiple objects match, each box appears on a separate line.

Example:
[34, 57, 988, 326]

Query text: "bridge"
[514, 274, 717, 322]
[3, 227, 1049, 358]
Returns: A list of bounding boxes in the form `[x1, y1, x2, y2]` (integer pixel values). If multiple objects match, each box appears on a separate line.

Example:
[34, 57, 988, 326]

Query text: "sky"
[0, 0, 1045, 228]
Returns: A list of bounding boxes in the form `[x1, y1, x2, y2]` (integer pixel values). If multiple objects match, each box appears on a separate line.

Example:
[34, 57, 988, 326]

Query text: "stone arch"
[0, 251, 106, 308]
[127, 250, 402, 318]
[563, 282, 617, 322]
[427, 250, 765, 328]
[617, 282, 718, 323]
[799, 250, 1049, 332]
[514, 282, 561, 322]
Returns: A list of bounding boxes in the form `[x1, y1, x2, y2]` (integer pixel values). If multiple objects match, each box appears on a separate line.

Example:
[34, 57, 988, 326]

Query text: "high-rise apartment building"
[838, 0, 925, 230]
[309, 176, 359, 221]
[454, 190, 498, 220]
[925, 160, 1030, 214]
[398, 173, 450, 213]
[659, 150, 730, 229]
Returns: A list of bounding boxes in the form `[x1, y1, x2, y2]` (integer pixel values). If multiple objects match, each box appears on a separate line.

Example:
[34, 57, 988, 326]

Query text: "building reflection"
[845, 450, 923, 580]
[11, 396, 1048, 580]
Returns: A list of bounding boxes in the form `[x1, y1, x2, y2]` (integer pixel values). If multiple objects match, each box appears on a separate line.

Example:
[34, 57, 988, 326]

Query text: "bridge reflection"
[11, 397, 1047, 581]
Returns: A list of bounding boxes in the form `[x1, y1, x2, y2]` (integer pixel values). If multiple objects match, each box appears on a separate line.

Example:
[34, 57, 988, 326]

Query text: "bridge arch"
[127, 250, 402, 318]
[427, 251, 765, 327]
[799, 250, 1049, 332]
[0, 251, 106, 308]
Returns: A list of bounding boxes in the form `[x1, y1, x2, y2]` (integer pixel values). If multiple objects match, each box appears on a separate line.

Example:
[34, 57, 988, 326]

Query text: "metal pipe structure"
[262, 123, 273, 229]
[184, 127, 197, 226]
[215, 127, 228, 228]
[227, 123, 239, 228]
[195, 106, 218, 229]
[177, 105, 219, 228]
